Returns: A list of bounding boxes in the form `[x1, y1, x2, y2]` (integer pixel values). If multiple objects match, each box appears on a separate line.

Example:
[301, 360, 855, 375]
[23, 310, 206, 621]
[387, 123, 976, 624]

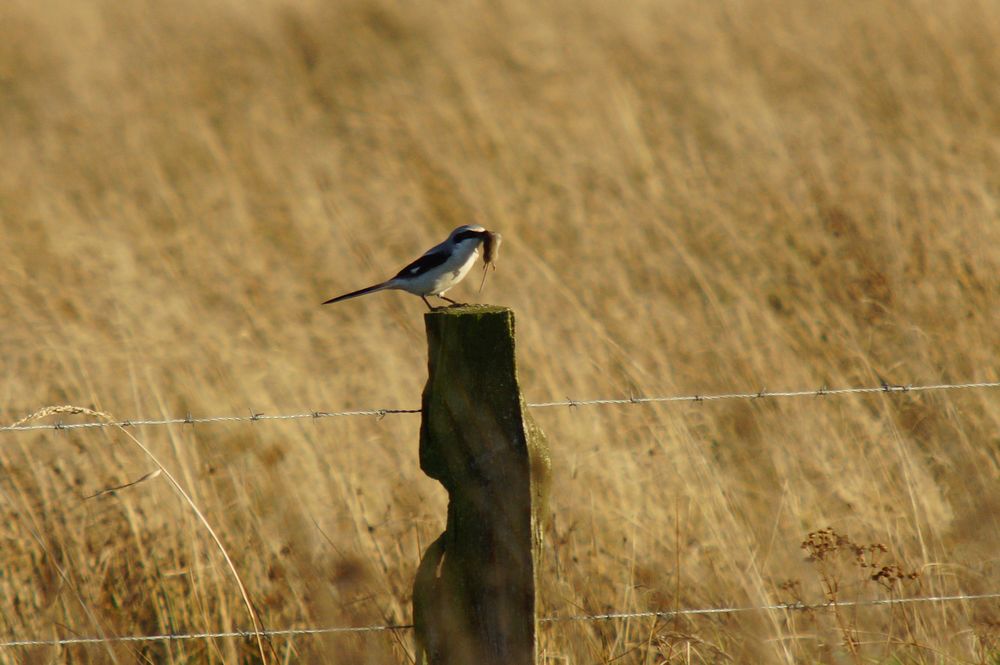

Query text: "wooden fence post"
[413, 305, 551, 665]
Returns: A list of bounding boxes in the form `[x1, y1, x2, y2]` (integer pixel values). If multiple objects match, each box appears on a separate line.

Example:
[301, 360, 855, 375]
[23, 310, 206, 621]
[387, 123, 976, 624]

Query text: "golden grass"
[1, 0, 999, 662]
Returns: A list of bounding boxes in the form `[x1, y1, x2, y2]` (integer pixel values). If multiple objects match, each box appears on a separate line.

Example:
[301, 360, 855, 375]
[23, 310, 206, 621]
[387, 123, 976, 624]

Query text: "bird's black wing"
[392, 250, 450, 280]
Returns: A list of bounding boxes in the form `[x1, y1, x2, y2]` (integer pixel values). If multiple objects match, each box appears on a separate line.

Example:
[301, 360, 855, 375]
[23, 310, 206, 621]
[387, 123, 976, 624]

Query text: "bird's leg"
[421, 296, 439, 311]
[439, 295, 464, 307]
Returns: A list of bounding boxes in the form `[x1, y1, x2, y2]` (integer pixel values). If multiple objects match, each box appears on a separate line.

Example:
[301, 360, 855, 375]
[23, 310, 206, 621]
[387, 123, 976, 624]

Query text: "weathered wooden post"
[413, 305, 551, 665]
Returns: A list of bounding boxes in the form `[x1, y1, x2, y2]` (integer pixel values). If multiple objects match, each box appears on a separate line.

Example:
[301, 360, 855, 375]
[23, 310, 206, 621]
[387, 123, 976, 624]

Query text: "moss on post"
[413, 305, 551, 665]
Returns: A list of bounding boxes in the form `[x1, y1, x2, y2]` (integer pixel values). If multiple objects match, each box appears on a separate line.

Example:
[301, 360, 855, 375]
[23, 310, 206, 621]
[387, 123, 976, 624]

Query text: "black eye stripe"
[453, 230, 485, 242]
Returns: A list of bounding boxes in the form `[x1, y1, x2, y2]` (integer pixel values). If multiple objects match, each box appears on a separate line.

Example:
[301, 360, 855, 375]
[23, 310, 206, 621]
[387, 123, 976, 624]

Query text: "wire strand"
[527, 380, 1000, 408]
[540, 591, 1000, 622]
[0, 623, 414, 648]
[2, 380, 998, 432]
[2, 592, 997, 649]
[0, 408, 421, 432]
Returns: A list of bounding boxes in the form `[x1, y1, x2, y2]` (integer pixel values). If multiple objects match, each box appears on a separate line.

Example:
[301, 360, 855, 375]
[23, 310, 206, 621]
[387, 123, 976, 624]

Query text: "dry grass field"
[2, 0, 999, 662]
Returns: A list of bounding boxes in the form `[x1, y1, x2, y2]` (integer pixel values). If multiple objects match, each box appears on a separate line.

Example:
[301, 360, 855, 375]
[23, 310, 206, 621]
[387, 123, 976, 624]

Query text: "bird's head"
[448, 224, 488, 245]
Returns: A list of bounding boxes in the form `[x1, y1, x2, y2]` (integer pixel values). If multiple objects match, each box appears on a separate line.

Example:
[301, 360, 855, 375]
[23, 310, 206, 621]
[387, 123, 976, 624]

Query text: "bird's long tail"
[322, 281, 393, 305]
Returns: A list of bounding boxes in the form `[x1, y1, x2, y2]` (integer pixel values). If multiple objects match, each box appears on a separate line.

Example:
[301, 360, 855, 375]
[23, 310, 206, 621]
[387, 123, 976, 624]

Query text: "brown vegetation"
[1, 0, 998, 662]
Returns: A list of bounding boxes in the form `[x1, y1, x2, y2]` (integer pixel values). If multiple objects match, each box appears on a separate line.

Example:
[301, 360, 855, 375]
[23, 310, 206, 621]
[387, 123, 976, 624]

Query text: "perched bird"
[322, 225, 496, 311]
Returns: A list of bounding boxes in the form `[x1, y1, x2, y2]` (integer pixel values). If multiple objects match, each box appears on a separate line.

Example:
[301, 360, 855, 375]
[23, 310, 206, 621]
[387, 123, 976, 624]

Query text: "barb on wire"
[2, 592, 998, 649]
[2, 381, 999, 433]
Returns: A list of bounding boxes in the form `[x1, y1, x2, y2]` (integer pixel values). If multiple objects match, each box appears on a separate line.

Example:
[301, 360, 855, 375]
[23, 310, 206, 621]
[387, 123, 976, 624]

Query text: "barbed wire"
[2, 591, 997, 649]
[0, 622, 413, 649]
[0, 408, 422, 432]
[2, 380, 999, 433]
[542, 590, 1000, 622]
[527, 380, 1000, 408]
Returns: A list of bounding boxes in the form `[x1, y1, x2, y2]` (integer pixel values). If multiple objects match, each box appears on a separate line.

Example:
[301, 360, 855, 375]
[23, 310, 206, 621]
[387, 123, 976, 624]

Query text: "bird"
[322, 224, 493, 311]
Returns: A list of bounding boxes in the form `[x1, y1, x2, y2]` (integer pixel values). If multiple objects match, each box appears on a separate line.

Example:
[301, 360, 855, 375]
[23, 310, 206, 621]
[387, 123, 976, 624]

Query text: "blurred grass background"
[1, 0, 999, 662]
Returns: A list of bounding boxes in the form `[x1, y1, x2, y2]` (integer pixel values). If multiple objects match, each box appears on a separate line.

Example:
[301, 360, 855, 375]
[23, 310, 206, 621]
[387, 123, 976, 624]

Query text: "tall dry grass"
[1, 0, 999, 662]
